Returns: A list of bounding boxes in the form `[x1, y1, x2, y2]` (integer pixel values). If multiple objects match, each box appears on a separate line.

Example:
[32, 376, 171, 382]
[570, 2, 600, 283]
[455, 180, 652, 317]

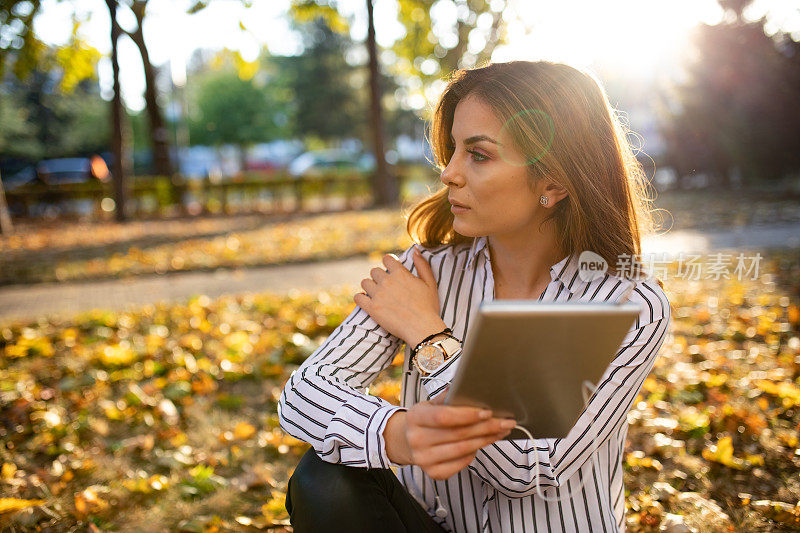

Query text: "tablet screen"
[444, 301, 640, 439]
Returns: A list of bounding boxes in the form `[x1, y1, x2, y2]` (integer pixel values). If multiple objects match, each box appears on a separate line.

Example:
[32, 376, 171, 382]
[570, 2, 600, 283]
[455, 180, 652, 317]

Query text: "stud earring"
[540, 195, 549, 206]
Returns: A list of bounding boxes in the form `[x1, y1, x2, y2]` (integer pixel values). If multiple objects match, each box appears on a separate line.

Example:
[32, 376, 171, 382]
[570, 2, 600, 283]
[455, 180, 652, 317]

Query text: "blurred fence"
[4, 165, 435, 219]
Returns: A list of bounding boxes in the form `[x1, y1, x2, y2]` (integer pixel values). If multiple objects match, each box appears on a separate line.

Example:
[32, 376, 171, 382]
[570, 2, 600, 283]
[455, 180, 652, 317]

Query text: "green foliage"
[0, 90, 38, 158]
[278, 17, 365, 143]
[189, 68, 277, 148]
[288, 0, 351, 35]
[1, 25, 105, 159]
[0, 1, 98, 91]
[390, 0, 510, 116]
[0, 0, 44, 80]
[0, 62, 108, 158]
[179, 465, 226, 498]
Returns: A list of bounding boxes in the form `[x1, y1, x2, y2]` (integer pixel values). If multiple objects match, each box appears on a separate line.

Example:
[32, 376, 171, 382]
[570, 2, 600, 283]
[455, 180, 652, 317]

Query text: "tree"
[287, 1, 402, 206]
[1, 0, 46, 80]
[389, 0, 511, 111]
[657, 0, 800, 187]
[106, 0, 128, 221]
[1, 64, 108, 158]
[189, 62, 284, 166]
[283, 14, 365, 144]
[364, 0, 395, 206]
[285, 0, 514, 206]
[112, 1, 171, 179]
[1, 0, 99, 232]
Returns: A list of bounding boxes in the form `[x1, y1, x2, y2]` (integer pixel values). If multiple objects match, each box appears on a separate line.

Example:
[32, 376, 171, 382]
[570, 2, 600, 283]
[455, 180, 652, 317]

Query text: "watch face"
[416, 344, 445, 374]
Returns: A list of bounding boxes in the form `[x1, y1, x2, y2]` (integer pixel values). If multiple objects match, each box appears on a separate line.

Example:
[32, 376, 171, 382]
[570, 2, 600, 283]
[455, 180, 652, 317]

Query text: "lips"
[449, 198, 469, 208]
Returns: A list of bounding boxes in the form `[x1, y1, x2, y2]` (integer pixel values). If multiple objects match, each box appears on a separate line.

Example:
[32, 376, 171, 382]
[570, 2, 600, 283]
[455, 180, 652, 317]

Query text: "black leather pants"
[286, 448, 449, 533]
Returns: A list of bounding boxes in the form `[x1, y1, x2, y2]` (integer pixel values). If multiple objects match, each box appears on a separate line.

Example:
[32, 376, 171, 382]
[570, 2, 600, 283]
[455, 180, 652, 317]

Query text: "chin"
[452, 220, 480, 238]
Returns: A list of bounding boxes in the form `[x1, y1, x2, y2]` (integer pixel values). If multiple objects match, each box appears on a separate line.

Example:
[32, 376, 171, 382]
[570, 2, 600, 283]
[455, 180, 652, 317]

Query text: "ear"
[542, 180, 569, 206]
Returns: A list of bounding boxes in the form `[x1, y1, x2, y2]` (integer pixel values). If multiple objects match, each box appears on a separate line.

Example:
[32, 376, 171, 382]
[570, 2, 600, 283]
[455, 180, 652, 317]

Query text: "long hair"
[404, 60, 665, 288]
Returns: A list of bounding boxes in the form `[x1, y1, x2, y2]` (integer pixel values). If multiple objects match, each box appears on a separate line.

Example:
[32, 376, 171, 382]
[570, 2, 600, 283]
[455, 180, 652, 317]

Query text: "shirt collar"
[464, 235, 586, 295]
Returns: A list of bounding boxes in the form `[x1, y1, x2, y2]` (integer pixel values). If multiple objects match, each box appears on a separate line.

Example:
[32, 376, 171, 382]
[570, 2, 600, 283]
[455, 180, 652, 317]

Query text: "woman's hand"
[384, 391, 516, 480]
[354, 247, 445, 347]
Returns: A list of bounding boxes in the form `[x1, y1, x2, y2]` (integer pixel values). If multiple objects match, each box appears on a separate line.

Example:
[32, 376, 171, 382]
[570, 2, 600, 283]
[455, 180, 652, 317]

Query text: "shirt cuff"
[365, 404, 408, 469]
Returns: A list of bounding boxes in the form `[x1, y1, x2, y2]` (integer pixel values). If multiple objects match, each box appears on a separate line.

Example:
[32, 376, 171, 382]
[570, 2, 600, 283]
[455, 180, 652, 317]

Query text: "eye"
[467, 149, 488, 162]
[446, 140, 489, 163]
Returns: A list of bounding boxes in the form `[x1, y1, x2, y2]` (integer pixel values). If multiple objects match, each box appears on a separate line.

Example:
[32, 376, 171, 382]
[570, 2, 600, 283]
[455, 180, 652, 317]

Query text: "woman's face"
[440, 95, 545, 239]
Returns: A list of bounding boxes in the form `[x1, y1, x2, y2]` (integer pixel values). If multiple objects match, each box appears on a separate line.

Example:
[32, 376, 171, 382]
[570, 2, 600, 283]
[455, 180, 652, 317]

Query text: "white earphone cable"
[512, 379, 601, 501]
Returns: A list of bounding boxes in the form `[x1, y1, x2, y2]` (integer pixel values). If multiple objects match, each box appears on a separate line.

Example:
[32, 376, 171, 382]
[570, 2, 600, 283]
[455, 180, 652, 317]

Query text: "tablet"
[444, 301, 641, 439]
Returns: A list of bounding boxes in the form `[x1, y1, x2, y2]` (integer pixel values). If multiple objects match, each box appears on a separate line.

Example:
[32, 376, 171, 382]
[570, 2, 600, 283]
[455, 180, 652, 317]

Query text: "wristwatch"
[412, 332, 462, 376]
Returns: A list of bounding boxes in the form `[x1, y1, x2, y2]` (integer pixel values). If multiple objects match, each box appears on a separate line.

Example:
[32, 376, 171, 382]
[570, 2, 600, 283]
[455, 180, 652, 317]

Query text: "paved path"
[641, 222, 800, 256]
[0, 256, 379, 324]
[1, 223, 799, 324]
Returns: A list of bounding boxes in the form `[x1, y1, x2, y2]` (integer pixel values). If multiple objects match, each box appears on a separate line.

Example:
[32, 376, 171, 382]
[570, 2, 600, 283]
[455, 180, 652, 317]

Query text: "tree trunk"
[0, 170, 13, 234]
[364, 0, 398, 208]
[107, 0, 128, 222]
[127, 1, 176, 201]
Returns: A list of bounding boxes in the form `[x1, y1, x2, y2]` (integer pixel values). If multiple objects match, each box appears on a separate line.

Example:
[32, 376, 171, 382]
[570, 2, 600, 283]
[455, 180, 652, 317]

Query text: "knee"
[288, 448, 365, 510]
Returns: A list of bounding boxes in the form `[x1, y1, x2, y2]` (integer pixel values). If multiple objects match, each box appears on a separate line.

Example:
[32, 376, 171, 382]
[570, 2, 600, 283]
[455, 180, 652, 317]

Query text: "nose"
[440, 155, 465, 188]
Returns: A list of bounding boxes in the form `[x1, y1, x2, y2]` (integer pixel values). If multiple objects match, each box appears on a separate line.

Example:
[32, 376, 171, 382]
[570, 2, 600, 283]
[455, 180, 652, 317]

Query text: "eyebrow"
[449, 134, 503, 147]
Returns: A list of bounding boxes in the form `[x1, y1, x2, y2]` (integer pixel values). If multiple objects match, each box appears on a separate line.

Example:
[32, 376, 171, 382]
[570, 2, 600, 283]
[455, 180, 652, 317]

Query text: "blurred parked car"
[3, 156, 110, 218]
[287, 149, 376, 178]
[3, 156, 110, 192]
[36, 156, 110, 185]
[244, 158, 282, 173]
[177, 146, 224, 181]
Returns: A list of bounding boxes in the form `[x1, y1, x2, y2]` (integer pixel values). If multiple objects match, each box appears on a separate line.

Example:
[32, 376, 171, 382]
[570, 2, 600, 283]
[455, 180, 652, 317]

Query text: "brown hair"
[404, 60, 665, 288]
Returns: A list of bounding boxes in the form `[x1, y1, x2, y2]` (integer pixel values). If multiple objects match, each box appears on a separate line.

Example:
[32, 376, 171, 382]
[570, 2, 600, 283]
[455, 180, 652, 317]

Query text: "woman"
[278, 60, 672, 533]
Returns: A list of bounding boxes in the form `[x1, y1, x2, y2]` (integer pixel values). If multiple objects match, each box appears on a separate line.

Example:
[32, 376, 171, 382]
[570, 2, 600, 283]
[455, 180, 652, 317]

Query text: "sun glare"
[498, 0, 725, 79]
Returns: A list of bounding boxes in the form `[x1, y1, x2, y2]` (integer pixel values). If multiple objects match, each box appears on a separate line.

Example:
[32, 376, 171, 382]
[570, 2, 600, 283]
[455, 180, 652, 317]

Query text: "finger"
[418, 430, 509, 473]
[412, 247, 436, 286]
[424, 452, 476, 480]
[382, 253, 405, 273]
[360, 278, 377, 295]
[419, 417, 516, 446]
[411, 403, 492, 428]
[354, 292, 369, 307]
[370, 266, 387, 281]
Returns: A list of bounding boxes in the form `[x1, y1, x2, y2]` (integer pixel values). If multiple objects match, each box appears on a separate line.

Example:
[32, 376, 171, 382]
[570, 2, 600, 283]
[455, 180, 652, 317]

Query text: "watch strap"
[435, 336, 461, 358]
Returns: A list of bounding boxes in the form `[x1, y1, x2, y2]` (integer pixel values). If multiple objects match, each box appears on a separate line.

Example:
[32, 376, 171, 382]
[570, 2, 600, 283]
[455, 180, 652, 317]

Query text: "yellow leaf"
[1, 463, 17, 480]
[755, 379, 800, 407]
[261, 493, 288, 520]
[96, 343, 138, 367]
[0, 498, 46, 514]
[625, 451, 662, 471]
[702, 435, 762, 469]
[234, 422, 256, 440]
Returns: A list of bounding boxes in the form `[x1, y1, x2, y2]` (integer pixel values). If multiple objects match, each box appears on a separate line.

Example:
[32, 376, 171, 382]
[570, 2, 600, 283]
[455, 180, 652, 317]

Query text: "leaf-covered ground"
[2, 188, 800, 285]
[2, 246, 799, 532]
[0, 209, 414, 285]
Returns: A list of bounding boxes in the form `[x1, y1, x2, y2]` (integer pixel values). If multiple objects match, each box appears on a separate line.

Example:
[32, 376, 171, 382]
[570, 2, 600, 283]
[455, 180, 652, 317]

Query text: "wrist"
[384, 410, 413, 465]
[407, 319, 448, 349]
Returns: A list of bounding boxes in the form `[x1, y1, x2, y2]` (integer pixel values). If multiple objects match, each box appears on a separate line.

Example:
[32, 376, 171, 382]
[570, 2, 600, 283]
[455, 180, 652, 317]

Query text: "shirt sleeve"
[467, 279, 672, 497]
[277, 244, 418, 469]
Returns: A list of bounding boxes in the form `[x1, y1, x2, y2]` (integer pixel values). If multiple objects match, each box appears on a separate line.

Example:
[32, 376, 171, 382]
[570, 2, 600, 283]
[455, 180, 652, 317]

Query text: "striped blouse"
[278, 234, 672, 532]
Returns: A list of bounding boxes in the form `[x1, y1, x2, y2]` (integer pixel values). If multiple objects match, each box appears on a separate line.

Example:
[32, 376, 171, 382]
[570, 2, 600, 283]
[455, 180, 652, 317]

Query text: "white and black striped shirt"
[278, 235, 672, 532]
